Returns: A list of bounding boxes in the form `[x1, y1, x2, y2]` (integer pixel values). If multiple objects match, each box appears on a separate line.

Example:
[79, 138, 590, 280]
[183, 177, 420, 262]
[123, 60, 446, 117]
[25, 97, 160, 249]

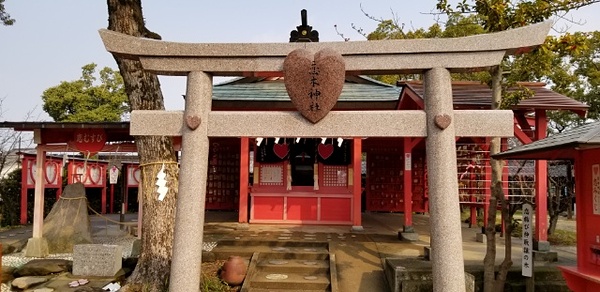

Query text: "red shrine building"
[2, 77, 588, 244]
[495, 121, 600, 291]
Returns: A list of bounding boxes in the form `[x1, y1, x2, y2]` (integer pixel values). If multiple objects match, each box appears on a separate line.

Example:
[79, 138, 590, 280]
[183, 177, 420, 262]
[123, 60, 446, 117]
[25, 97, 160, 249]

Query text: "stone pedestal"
[351, 225, 364, 232]
[130, 239, 141, 258]
[476, 233, 487, 243]
[533, 250, 558, 262]
[398, 225, 419, 242]
[24, 237, 48, 258]
[534, 240, 551, 251]
[384, 258, 475, 292]
[423, 246, 431, 261]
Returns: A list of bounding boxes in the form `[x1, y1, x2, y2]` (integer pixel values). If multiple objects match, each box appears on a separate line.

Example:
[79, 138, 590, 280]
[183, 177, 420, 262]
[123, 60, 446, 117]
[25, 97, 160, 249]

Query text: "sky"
[1, 1, 600, 122]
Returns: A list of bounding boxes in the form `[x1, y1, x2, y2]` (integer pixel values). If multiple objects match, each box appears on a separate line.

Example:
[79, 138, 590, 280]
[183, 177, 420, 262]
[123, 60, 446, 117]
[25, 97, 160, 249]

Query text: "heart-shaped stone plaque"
[273, 143, 290, 159]
[434, 114, 452, 130]
[186, 115, 201, 130]
[318, 144, 335, 160]
[284, 48, 345, 123]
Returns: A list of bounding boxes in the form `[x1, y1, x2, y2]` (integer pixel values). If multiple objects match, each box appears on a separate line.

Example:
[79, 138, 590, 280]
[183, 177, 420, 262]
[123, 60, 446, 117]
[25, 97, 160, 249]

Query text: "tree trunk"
[484, 65, 504, 292]
[107, 1, 178, 291]
[548, 213, 559, 235]
[494, 184, 513, 292]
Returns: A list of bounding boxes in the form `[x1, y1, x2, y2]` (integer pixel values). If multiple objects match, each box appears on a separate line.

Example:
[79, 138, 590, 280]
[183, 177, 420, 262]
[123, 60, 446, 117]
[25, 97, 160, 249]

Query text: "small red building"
[208, 77, 588, 238]
[495, 121, 600, 291]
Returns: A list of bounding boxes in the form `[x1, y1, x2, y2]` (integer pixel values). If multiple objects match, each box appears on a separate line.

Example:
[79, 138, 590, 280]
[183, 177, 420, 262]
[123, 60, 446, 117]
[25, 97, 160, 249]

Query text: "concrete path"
[0, 212, 578, 292]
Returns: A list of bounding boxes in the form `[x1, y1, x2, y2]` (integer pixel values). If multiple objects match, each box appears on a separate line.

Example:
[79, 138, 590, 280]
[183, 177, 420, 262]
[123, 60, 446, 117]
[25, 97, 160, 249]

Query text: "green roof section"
[213, 76, 401, 102]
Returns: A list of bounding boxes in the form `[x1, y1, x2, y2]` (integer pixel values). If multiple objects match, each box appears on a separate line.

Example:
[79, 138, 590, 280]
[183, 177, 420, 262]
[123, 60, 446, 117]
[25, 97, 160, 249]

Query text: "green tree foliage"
[548, 31, 600, 130]
[0, 0, 15, 26]
[364, 14, 489, 84]
[41, 63, 129, 122]
[437, 0, 600, 31]
[0, 169, 21, 226]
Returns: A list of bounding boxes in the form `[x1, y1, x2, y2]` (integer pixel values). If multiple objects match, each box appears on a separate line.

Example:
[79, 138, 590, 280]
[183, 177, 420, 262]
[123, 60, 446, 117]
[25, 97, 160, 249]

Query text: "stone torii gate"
[99, 21, 551, 292]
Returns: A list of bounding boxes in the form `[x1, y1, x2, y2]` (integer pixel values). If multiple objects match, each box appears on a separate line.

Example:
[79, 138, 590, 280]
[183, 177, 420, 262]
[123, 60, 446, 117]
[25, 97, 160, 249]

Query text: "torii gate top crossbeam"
[98, 21, 551, 76]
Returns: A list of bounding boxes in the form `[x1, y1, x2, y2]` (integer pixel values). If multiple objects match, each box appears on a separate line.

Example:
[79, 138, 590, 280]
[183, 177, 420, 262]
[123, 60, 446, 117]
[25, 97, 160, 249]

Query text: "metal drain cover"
[269, 260, 289, 265]
[266, 274, 288, 280]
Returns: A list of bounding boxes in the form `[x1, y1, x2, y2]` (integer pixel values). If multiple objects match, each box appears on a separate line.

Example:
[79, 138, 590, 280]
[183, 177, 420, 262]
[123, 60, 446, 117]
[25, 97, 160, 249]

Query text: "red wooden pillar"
[500, 139, 510, 235]
[110, 184, 114, 213]
[20, 158, 29, 225]
[575, 150, 585, 266]
[403, 138, 413, 228]
[101, 184, 107, 214]
[483, 161, 491, 229]
[238, 137, 250, 223]
[67, 162, 74, 184]
[352, 137, 362, 227]
[469, 142, 477, 227]
[501, 138, 509, 197]
[535, 109, 549, 246]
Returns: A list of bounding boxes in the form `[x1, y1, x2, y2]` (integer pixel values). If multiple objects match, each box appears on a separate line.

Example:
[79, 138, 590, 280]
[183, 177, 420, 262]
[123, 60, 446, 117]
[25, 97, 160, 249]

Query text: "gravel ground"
[1, 233, 138, 291]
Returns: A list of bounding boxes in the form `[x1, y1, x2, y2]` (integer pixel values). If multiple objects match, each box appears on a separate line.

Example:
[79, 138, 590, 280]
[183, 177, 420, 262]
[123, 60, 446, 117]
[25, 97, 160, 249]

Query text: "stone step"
[506, 281, 570, 291]
[218, 239, 328, 248]
[247, 289, 328, 292]
[257, 258, 329, 273]
[241, 249, 336, 292]
[248, 271, 330, 290]
[213, 245, 330, 261]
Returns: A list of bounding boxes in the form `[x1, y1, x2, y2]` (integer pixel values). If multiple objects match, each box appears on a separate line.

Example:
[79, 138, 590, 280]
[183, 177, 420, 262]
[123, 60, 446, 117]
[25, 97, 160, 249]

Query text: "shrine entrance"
[98, 18, 552, 291]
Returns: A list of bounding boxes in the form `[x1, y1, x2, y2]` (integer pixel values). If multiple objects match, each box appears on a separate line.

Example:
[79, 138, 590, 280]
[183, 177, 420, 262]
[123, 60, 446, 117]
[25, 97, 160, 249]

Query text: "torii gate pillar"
[424, 67, 465, 287]
[169, 72, 212, 288]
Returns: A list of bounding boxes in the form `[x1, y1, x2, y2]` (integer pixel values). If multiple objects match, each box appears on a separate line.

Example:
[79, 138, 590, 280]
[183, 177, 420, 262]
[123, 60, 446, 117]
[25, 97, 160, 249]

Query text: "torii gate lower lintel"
[97, 21, 551, 292]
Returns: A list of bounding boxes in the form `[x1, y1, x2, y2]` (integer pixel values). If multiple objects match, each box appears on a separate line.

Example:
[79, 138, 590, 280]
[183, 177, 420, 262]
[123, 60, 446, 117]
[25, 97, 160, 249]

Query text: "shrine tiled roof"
[494, 121, 600, 160]
[400, 81, 588, 116]
[212, 76, 401, 102]
[210, 75, 403, 110]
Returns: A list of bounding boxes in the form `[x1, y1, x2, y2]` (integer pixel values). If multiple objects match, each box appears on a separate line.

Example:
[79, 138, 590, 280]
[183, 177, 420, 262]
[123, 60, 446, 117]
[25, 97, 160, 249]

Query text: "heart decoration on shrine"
[88, 164, 102, 185]
[132, 167, 141, 184]
[434, 114, 452, 130]
[74, 165, 86, 183]
[318, 144, 335, 160]
[29, 163, 36, 184]
[44, 162, 59, 185]
[283, 48, 345, 123]
[273, 143, 290, 159]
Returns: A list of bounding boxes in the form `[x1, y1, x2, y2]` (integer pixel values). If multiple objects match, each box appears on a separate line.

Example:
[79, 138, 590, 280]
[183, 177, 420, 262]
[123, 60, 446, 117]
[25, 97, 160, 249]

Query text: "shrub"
[0, 169, 23, 227]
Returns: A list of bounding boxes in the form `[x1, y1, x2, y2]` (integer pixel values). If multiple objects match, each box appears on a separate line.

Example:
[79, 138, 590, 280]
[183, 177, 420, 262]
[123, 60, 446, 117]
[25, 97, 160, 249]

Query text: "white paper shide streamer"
[156, 164, 169, 201]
